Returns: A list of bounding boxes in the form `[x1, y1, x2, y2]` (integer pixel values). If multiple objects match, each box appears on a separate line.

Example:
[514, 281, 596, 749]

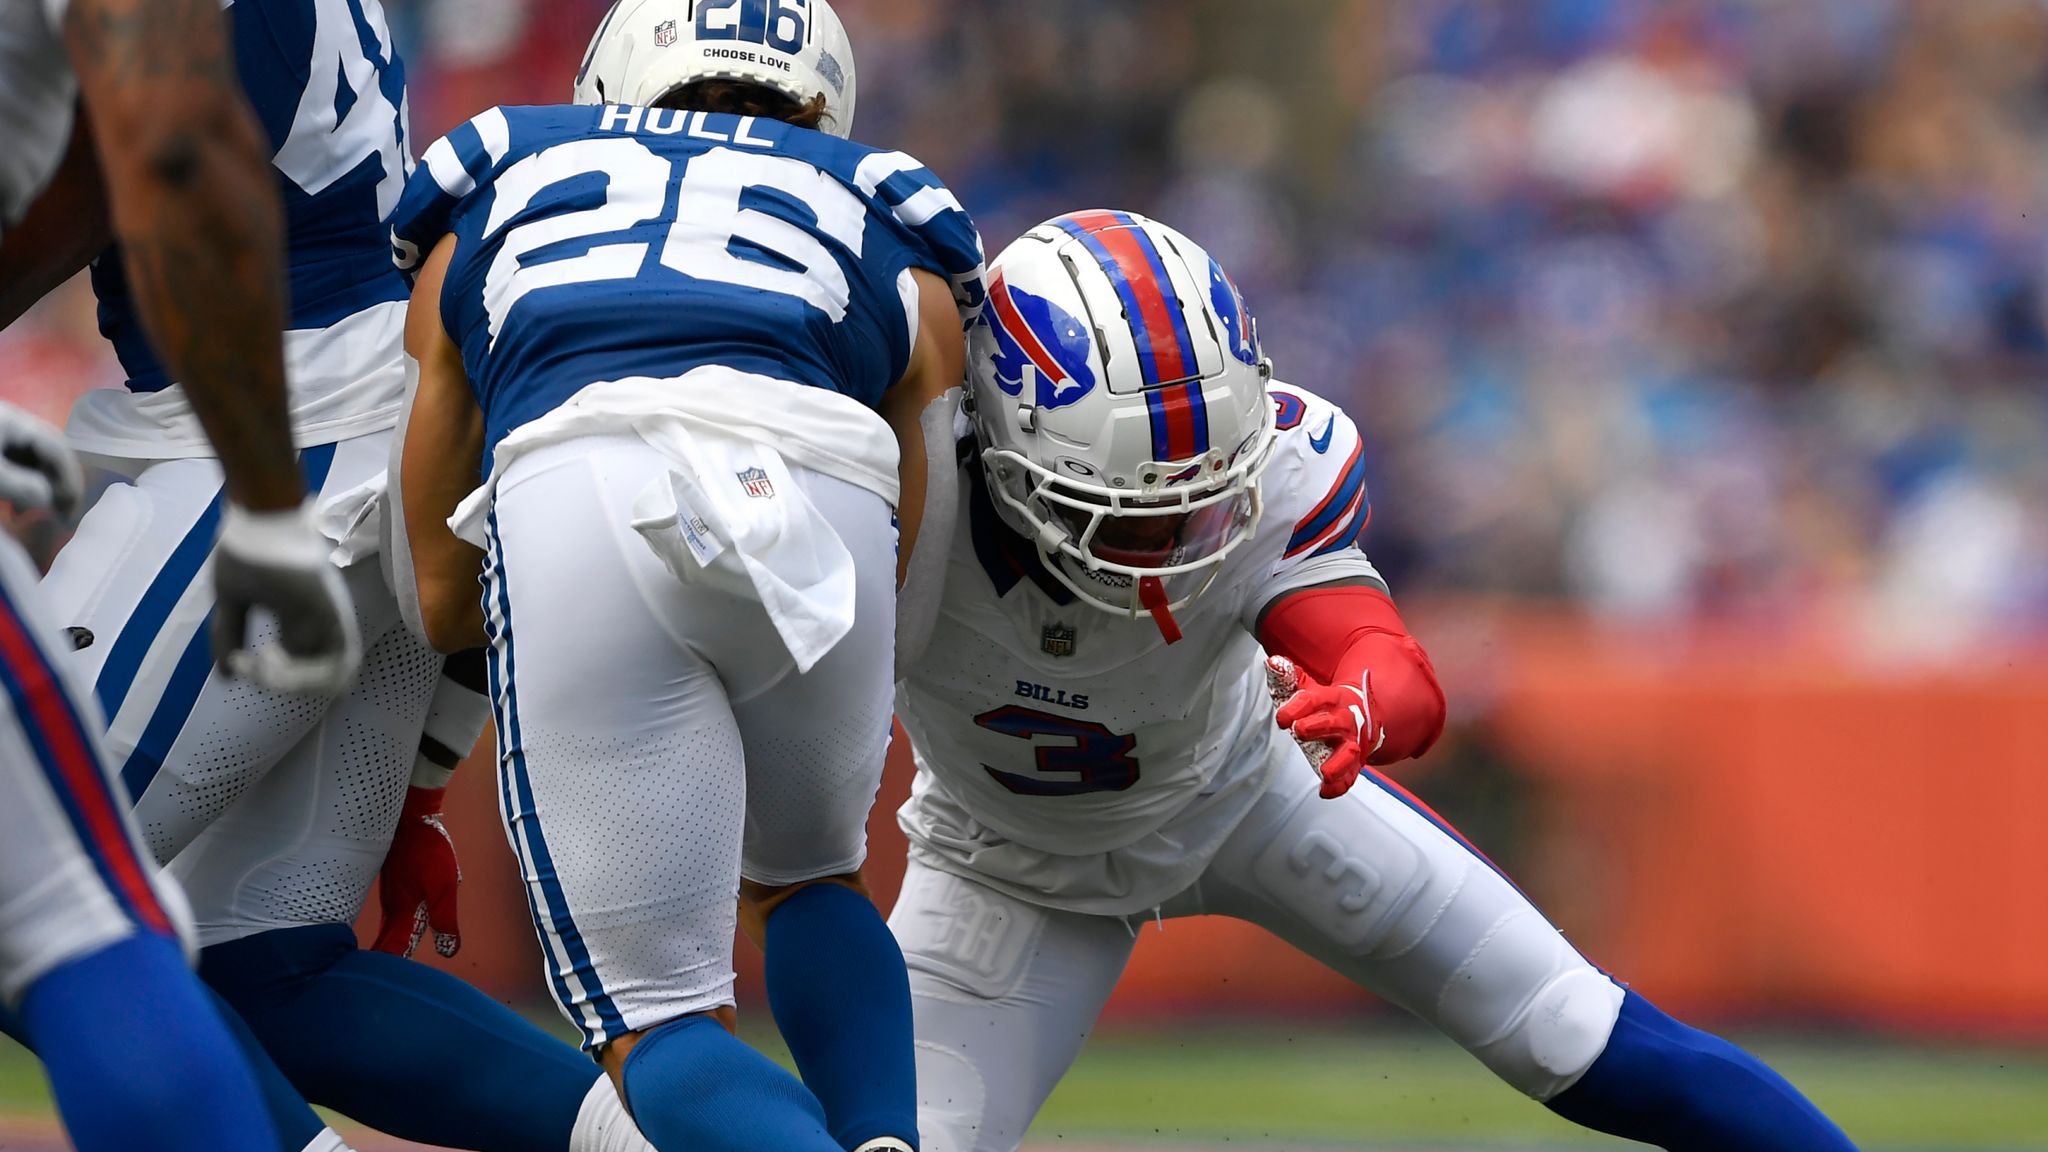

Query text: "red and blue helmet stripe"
[1144, 380, 1210, 463]
[1054, 211, 1212, 463]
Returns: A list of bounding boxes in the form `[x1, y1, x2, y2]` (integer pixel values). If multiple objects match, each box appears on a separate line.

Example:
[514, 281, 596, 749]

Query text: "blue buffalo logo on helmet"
[1208, 259, 1261, 367]
[986, 271, 1097, 410]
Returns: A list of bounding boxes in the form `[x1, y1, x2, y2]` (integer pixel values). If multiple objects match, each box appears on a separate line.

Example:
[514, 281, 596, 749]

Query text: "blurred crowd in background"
[9, 0, 2047, 655]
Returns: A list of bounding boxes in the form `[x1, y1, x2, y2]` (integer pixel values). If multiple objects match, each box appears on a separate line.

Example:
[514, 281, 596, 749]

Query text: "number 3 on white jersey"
[479, 136, 870, 346]
[274, 0, 410, 217]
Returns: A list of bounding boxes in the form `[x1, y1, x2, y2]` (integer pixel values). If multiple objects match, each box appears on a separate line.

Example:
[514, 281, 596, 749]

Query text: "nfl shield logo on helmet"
[736, 467, 775, 499]
[653, 19, 678, 47]
[1041, 622, 1076, 657]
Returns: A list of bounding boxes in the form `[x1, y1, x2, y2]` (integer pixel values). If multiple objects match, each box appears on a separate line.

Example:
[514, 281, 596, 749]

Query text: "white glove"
[0, 403, 83, 515]
[213, 503, 361, 695]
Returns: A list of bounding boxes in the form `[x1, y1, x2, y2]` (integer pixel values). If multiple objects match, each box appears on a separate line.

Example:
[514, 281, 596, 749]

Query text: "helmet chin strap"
[1138, 575, 1182, 644]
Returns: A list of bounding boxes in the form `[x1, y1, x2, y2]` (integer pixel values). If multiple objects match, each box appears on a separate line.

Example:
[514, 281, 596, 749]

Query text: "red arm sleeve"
[1257, 584, 1447, 764]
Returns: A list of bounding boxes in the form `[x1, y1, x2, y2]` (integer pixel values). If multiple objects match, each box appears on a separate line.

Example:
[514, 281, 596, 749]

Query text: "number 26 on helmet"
[967, 210, 1276, 640]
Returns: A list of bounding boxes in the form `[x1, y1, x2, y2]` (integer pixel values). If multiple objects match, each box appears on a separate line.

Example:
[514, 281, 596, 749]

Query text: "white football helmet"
[968, 210, 1277, 630]
[573, 0, 857, 138]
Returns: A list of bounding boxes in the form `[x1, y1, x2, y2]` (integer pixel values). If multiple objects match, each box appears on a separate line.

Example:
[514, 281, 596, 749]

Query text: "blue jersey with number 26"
[389, 103, 987, 456]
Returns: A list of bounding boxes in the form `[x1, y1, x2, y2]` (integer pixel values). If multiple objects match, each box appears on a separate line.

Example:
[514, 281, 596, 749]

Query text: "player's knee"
[597, 1005, 739, 1093]
[912, 1038, 993, 1152]
[739, 870, 870, 929]
[1469, 963, 1625, 1101]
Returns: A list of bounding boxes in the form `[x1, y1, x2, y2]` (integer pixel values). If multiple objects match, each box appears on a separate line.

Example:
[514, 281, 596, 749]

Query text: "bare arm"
[64, 0, 299, 511]
[400, 235, 488, 654]
[0, 113, 109, 331]
[881, 268, 968, 588]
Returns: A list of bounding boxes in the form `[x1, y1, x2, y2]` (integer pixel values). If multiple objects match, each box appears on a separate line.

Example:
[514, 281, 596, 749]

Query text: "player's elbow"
[97, 89, 267, 201]
[1367, 633, 1448, 766]
[420, 582, 487, 655]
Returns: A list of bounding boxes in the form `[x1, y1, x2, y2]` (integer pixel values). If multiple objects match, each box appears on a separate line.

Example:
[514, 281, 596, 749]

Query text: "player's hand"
[0, 404, 83, 516]
[373, 786, 462, 958]
[213, 502, 361, 695]
[1271, 656, 1385, 799]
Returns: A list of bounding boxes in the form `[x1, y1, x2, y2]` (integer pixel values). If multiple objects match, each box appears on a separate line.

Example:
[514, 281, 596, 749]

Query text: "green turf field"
[4, 1022, 2045, 1149]
[1026, 1025, 2048, 1150]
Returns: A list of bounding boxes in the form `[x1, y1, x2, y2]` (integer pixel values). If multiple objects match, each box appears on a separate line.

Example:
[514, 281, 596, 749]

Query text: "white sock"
[303, 1129, 354, 1152]
[570, 1073, 656, 1152]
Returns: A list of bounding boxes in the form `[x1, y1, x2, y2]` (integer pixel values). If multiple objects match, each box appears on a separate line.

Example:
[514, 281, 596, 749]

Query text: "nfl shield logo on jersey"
[736, 467, 775, 499]
[653, 19, 678, 46]
[1041, 622, 1076, 657]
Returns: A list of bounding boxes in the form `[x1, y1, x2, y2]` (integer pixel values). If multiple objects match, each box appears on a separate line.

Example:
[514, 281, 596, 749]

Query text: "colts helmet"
[573, 0, 858, 138]
[969, 211, 1276, 630]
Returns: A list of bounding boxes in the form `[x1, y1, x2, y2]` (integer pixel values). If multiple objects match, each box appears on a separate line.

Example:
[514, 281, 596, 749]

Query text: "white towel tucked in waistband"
[625, 425, 855, 673]
[449, 367, 894, 672]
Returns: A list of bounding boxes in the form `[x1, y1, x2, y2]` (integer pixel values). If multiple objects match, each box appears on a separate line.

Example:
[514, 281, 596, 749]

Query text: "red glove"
[1260, 585, 1447, 799]
[373, 786, 462, 957]
[1271, 657, 1380, 798]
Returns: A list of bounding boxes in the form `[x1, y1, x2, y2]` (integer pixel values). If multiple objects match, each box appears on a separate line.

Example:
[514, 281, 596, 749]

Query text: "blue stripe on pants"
[109, 444, 340, 804]
[484, 511, 626, 1046]
[93, 494, 223, 722]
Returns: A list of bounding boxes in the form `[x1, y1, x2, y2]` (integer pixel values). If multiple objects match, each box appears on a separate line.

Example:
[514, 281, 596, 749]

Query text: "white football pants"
[41, 431, 443, 946]
[889, 748, 1627, 1152]
[482, 434, 896, 1049]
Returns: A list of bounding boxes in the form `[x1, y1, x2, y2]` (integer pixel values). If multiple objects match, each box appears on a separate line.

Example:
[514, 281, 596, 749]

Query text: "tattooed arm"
[0, 113, 110, 332]
[60, 0, 362, 694]
[62, 0, 299, 511]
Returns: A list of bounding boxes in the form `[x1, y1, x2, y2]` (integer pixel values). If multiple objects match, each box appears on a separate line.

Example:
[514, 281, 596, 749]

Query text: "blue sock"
[622, 1014, 838, 1152]
[1548, 991, 1859, 1151]
[763, 882, 918, 1150]
[201, 923, 598, 1152]
[19, 933, 278, 1152]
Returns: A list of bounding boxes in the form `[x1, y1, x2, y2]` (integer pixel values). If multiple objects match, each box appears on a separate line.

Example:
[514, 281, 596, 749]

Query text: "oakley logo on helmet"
[986, 272, 1097, 410]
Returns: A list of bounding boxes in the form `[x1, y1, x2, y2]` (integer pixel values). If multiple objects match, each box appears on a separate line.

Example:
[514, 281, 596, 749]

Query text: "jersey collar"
[966, 460, 1075, 606]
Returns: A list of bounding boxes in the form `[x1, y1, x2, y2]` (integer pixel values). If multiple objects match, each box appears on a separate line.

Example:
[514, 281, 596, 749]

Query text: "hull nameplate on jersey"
[1041, 622, 1076, 656]
[1015, 681, 1088, 710]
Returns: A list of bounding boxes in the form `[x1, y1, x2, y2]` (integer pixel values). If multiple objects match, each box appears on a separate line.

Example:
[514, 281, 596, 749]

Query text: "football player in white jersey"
[0, 0, 353, 1145]
[889, 211, 1860, 1152]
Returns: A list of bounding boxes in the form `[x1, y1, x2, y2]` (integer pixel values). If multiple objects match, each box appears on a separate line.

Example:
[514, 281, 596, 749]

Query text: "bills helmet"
[968, 210, 1276, 634]
[573, 0, 858, 138]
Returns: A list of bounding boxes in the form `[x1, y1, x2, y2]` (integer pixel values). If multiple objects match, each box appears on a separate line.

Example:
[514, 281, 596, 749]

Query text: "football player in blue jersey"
[0, 0, 358, 1144]
[391, 2, 985, 1150]
[0, 1, 666, 1151]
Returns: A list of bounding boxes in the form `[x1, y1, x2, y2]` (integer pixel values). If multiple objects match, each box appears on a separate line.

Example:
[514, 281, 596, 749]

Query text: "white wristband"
[220, 501, 332, 565]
